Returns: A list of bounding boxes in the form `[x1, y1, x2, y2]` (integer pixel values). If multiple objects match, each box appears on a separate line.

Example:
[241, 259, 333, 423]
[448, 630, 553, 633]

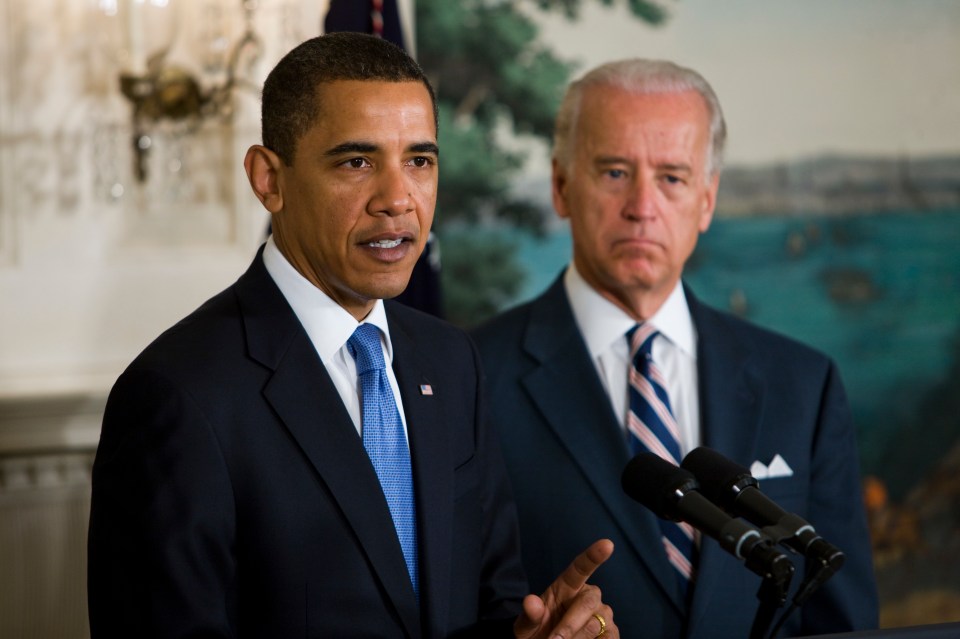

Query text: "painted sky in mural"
[531, 0, 960, 167]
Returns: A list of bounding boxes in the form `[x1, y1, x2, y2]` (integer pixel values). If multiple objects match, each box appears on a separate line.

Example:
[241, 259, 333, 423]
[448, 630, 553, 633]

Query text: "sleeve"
[88, 367, 237, 638]
[799, 359, 880, 633]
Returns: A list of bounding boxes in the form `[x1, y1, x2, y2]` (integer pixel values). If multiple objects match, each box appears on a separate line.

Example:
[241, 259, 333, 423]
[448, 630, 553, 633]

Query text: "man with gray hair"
[472, 59, 878, 638]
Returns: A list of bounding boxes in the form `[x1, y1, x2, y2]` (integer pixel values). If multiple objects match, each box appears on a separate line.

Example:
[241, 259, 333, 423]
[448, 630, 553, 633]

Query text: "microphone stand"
[766, 535, 845, 638]
[751, 517, 844, 639]
[747, 523, 796, 639]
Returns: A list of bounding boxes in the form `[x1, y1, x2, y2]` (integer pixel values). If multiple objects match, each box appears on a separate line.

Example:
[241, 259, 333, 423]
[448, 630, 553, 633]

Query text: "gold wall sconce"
[106, 0, 262, 181]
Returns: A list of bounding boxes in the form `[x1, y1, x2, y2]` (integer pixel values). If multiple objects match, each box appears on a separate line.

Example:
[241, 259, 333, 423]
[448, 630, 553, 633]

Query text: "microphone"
[680, 447, 845, 573]
[621, 452, 794, 583]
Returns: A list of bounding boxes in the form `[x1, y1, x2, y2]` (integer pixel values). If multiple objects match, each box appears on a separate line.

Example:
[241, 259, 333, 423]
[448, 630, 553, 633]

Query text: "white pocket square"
[750, 454, 793, 479]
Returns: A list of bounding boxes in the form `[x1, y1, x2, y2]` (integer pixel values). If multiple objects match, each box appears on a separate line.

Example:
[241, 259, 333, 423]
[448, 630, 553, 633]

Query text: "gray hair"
[553, 59, 727, 176]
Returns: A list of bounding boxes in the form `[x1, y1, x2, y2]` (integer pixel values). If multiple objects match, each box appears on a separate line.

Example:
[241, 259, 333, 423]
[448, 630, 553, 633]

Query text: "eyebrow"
[410, 142, 439, 156]
[324, 141, 439, 157]
[595, 156, 693, 174]
[595, 155, 631, 165]
[324, 142, 378, 157]
[658, 163, 694, 174]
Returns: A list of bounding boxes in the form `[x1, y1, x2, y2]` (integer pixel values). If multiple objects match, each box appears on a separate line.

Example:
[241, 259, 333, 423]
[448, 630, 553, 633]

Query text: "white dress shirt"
[262, 236, 409, 439]
[564, 264, 701, 456]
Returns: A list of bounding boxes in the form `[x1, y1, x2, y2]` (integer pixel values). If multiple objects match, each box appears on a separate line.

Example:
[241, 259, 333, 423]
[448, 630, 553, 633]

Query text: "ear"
[551, 157, 571, 220]
[244, 145, 285, 214]
[698, 173, 720, 233]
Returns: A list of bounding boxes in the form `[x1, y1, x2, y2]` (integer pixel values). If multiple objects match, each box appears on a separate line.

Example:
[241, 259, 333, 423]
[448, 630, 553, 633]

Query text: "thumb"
[513, 594, 548, 639]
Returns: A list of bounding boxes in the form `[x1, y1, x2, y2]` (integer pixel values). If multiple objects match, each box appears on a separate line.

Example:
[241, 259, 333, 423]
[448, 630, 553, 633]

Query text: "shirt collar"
[564, 263, 696, 359]
[261, 236, 394, 363]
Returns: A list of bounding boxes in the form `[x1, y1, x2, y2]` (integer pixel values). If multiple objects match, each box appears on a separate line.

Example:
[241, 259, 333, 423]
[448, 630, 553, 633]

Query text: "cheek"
[328, 181, 363, 207]
[565, 186, 601, 217]
[417, 181, 438, 208]
[416, 174, 438, 202]
[413, 179, 438, 221]
[418, 205, 435, 236]
[585, 194, 626, 234]
[307, 194, 356, 245]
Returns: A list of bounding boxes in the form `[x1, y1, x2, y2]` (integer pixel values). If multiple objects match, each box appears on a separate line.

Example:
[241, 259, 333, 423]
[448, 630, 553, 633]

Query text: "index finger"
[550, 538, 614, 598]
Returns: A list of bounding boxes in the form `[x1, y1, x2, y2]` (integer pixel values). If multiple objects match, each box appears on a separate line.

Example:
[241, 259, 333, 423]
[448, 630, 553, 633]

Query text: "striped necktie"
[626, 324, 697, 594]
[348, 323, 419, 596]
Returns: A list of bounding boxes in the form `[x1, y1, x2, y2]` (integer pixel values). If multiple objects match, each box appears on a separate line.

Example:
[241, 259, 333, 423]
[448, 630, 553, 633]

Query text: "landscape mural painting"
[417, 0, 960, 628]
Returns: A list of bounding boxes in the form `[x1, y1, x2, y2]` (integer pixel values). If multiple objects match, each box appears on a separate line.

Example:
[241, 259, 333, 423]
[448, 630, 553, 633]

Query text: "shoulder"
[98, 282, 255, 456]
[688, 288, 837, 377]
[471, 277, 568, 351]
[134, 287, 242, 364]
[127, 254, 294, 381]
[471, 298, 537, 348]
[115, 268, 288, 409]
[469, 296, 552, 383]
[386, 299, 470, 346]
[384, 300, 483, 376]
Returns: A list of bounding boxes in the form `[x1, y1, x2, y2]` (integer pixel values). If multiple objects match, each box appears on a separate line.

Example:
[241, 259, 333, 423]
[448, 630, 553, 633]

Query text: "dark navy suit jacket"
[88, 249, 526, 638]
[472, 274, 878, 639]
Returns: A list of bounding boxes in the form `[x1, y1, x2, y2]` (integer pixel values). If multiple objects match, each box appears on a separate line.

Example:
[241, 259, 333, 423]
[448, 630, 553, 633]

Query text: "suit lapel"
[691, 292, 765, 462]
[388, 309, 455, 637]
[685, 288, 766, 637]
[235, 253, 422, 638]
[521, 278, 688, 612]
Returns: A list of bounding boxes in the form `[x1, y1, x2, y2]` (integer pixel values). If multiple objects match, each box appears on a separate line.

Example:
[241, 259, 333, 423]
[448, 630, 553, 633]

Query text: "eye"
[606, 168, 627, 179]
[662, 174, 684, 185]
[409, 156, 435, 168]
[344, 157, 369, 169]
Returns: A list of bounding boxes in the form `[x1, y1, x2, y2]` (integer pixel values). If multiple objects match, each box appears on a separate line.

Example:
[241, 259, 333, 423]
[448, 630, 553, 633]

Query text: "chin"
[369, 277, 414, 302]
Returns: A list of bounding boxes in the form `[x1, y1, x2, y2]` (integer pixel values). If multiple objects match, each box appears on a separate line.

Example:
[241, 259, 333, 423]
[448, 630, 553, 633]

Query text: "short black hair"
[261, 32, 438, 165]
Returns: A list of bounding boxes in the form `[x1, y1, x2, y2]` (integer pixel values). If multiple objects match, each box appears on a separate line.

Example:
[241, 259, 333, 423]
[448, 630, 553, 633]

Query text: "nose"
[622, 176, 656, 221]
[370, 165, 414, 217]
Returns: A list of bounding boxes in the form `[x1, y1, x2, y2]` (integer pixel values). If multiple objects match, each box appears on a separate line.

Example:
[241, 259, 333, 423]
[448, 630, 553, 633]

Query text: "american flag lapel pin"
[419, 384, 434, 396]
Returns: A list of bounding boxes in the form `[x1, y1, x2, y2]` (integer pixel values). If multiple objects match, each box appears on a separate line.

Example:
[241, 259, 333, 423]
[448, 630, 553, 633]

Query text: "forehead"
[310, 80, 436, 136]
[574, 86, 711, 162]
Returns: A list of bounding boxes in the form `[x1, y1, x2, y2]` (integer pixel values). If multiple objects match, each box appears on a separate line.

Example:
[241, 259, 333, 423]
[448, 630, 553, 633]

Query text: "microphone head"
[681, 447, 757, 510]
[621, 452, 698, 521]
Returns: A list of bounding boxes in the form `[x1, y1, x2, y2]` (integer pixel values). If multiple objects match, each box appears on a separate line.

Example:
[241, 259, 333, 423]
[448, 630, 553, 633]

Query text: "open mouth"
[367, 238, 404, 249]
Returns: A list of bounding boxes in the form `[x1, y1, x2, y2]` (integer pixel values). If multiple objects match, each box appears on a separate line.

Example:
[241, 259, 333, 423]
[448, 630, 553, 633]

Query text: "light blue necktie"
[627, 324, 697, 595]
[347, 323, 419, 596]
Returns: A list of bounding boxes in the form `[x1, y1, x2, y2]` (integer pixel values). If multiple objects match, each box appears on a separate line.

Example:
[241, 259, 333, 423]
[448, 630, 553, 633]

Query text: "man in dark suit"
[88, 32, 618, 639]
[472, 59, 879, 638]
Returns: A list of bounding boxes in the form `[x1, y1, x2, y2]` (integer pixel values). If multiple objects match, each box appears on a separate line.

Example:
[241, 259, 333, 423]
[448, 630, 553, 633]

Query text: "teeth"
[369, 239, 403, 249]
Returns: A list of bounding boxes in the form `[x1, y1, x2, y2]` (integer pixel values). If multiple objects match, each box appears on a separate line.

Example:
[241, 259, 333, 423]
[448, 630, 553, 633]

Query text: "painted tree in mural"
[415, 0, 667, 326]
